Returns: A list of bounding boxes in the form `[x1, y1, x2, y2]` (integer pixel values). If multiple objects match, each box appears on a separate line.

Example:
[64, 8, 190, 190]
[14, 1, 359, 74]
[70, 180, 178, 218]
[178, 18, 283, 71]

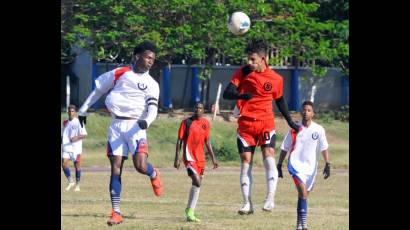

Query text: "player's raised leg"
[262, 146, 278, 211]
[107, 155, 125, 226]
[133, 146, 163, 196]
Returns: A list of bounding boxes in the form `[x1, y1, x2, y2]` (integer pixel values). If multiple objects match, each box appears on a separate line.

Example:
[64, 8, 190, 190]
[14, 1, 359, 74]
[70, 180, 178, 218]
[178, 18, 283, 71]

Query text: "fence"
[63, 63, 348, 112]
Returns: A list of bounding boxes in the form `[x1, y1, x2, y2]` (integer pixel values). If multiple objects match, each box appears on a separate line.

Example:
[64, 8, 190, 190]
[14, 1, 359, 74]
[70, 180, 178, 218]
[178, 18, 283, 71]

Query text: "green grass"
[61, 168, 348, 229]
[61, 112, 348, 169]
[61, 112, 348, 229]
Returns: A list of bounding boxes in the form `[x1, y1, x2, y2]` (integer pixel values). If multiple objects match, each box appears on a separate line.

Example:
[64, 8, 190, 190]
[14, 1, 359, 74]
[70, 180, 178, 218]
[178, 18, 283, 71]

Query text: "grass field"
[62, 168, 348, 230]
[61, 112, 349, 229]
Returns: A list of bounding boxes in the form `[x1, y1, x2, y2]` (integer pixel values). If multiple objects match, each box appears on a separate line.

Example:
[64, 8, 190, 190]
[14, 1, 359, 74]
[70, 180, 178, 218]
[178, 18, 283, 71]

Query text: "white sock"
[150, 170, 157, 179]
[187, 185, 200, 211]
[263, 157, 278, 197]
[240, 162, 250, 203]
[248, 163, 253, 203]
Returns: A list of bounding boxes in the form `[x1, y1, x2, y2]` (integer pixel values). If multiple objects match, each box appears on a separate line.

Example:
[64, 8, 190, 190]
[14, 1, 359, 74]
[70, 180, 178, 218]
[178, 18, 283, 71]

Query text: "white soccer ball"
[228, 11, 251, 35]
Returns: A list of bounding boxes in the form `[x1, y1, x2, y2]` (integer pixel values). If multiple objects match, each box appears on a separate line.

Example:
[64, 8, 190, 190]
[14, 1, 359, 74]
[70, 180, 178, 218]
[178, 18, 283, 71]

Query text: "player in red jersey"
[174, 103, 219, 222]
[223, 39, 300, 214]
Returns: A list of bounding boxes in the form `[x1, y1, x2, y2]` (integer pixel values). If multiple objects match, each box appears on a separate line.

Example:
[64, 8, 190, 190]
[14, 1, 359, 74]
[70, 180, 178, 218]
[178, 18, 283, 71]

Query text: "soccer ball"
[227, 11, 251, 35]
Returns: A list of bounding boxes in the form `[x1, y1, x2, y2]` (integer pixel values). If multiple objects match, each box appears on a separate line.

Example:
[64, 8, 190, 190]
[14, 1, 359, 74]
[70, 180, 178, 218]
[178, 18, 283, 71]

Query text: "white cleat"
[238, 202, 254, 215]
[262, 199, 274, 211]
[262, 193, 275, 211]
[74, 184, 80, 192]
[65, 181, 75, 191]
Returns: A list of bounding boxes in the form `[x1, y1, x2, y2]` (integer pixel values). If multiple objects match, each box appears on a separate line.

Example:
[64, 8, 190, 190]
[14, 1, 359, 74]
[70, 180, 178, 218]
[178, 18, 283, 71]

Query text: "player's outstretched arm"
[322, 149, 330, 179]
[77, 90, 105, 127]
[205, 138, 219, 169]
[274, 96, 299, 132]
[276, 150, 288, 178]
[174, 138, 183, 169]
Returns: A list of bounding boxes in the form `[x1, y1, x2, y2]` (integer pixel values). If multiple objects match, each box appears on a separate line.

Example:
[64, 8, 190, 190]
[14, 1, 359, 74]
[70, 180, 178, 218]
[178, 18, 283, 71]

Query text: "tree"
[61, 0, 349, 97]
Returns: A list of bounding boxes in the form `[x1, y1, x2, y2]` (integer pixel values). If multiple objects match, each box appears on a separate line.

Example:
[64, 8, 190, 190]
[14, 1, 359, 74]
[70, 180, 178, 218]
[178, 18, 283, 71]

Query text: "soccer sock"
[296, 198, 302, 229]
[240, 162, 250, 203]
[110, 174, 122, 214]
[263, 156, 278, 197]
[63, 167, 72, 182]
[187, 185, 201, 211]
[145, 163, 157, 179]
[297, 197, 308, 229]
[248, 163, 253, 202]
[75, 170, 81, 184]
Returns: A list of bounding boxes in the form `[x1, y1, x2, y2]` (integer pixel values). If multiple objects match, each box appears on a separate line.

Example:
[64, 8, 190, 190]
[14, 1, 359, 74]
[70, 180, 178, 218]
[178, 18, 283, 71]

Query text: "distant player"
[277, 101, 330, 230]
[61, 104, 87, 192]
[78, 41, 163, 225]
[174, 103, 219, 222]
[222, 39, 299, 214]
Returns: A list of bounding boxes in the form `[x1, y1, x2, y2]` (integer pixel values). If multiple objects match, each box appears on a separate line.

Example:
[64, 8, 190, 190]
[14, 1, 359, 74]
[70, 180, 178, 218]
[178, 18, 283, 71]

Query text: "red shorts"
[237, 117, 275, 147]
[184, 161, 205, 176]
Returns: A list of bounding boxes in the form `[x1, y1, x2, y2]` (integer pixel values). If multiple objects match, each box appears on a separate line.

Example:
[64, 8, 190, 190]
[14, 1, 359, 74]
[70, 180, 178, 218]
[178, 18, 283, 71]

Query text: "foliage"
[315, 105, 349, 123]
[61, 0, 349, 76]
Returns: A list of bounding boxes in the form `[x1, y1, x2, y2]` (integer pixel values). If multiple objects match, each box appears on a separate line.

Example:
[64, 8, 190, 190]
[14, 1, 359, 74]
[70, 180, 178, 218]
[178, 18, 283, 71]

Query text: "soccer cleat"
[185, 208, 201, 222]
[65, 181, 75, 191]
[238, 201, 254, 215]
[74, 184, 80, 192]
[262, 193, 274, 211]
[107, 210, 123, 226]
[150, 168, 163, 196]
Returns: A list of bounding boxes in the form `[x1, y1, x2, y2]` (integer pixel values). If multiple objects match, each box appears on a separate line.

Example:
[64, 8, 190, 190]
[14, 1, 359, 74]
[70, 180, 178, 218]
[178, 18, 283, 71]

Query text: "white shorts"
[287, 160, 318, 192]
[62, 151, 81, 162]
[106, 119, 148, 159]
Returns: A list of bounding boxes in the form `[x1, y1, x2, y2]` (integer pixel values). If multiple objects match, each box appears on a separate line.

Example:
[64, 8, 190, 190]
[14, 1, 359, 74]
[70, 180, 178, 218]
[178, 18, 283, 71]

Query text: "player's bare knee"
[135, 163, 146, 174]
[192, 180, 201, 187]
[193, 177, 202, 187]
[111, 165, 122, 176]
[74, 161, 81, 170]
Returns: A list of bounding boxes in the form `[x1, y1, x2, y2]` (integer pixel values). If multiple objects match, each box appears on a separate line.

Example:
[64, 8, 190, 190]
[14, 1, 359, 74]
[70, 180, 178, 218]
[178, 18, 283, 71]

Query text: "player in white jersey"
[61, 105, 87, 192]
[77, 41, 163, 226]
[277, 101, 330, 230]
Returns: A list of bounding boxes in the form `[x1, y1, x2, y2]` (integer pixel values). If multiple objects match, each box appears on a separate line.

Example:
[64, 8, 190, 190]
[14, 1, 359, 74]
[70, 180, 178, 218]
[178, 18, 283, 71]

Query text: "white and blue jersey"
[280, 121, 328, 191]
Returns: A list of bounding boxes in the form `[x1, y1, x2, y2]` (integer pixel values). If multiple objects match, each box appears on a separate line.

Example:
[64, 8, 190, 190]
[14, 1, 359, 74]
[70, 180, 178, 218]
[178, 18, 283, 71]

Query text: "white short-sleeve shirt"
[94, 67, 159, 119]
[61, 117, 87, 154]
[281, 121, 328, 176]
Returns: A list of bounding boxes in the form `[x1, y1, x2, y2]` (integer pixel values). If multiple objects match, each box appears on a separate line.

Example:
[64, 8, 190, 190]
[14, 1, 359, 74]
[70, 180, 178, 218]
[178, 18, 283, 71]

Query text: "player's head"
[301, 101, 315, 122]
[132, 41, 157, 72]
[193, 102, 204, 117]
[245, 39, 267, 72]
[67, 104, 77, 120]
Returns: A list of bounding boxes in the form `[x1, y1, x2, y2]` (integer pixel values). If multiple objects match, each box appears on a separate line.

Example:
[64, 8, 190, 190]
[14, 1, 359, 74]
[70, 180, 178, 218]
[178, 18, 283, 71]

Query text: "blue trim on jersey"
[287, 158, 298, 175]
[288, 158, 303, 183]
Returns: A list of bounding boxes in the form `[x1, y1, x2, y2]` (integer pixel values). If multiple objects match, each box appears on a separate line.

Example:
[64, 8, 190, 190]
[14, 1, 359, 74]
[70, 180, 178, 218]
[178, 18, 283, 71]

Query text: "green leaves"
[61, 0, 348, 76]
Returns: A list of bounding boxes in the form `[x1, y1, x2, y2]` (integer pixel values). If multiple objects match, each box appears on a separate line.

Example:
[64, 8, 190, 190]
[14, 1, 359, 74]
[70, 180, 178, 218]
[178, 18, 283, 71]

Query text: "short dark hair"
[302, 101, 314, 111]
[195, 102, 204, 108]
[133, 41, 157, 55]
[68, 104, 77, 111]
[245, 39, 267, 57]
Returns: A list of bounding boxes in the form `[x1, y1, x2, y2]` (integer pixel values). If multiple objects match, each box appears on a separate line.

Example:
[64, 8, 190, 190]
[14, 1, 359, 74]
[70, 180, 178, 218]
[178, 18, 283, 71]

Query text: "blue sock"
[63, 167, 72, 182]
[110, 175, 122, 214]
[146, 163, 155, 178]
[75, 170, 81, 183]
[297, 197, 308, 228]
